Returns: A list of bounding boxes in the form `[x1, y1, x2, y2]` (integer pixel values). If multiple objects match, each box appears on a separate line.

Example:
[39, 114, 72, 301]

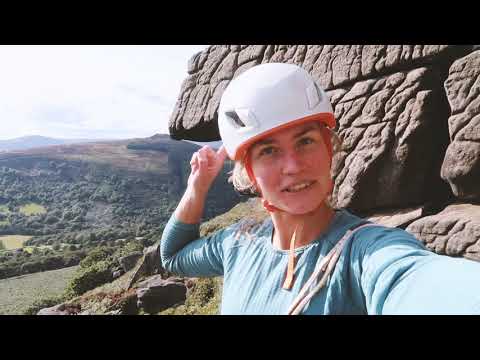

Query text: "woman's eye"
[259, 147, 276, 157]
[298, 137, 314, 146]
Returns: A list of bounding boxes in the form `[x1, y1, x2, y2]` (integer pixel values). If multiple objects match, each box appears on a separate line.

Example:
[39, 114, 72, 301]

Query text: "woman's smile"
[281, 180, 317, 193]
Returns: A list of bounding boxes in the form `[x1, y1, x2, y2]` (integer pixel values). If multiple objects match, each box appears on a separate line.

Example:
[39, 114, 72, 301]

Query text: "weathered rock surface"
[366, 206, 424, 229]
[37, 303, 81, 315]
[143, 244, 163, 275]
[113, 290, 138, 315]
[136, 275, 187, 314]
[329, 66, 452, 211]
[406, 203, 480, 261]
[166, 44, 480, 264]
[441, 51, 480, 201]
[169, 45, 475, 213]
[119, 252, 143, 272]
[126, 244, 168, 290]
[170, 45, 471, 142]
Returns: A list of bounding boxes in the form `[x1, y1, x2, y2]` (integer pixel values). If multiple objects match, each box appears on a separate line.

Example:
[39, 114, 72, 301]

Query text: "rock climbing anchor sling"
[287, 223, 377, 315]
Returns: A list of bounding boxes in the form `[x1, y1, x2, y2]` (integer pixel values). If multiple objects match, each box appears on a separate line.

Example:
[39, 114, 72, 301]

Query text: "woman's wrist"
[174, 185, 208, 224]
[186, 184, 209, 202]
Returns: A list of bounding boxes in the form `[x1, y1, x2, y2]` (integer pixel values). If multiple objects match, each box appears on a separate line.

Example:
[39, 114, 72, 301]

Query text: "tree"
[45, 215, 58, 225]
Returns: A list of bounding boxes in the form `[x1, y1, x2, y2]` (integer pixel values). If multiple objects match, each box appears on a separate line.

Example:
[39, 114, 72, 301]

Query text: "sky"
[0, 45, 208, 140]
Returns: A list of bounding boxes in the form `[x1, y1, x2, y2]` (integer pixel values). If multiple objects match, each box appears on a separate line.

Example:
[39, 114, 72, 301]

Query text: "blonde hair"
[228, 125, 343, 198]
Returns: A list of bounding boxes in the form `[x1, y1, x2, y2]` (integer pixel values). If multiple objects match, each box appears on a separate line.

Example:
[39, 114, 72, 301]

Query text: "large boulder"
[136, 275, 187, 314]
[169, 45, 471, 142]
[169, 45, 473, 213]
[406, 203, 480, 261]
[441, 50, 480, 201]
[143, 244, 163, 276]
[329, 66, 452, 211]
[126, 244, 168, 290]
[168, 44, 480, 267]
[119, 251, 143, 272]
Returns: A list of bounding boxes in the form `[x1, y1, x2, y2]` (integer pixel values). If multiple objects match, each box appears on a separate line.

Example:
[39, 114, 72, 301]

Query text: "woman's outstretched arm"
[353, 226, 480, 314]
[160, 145, 229, 277]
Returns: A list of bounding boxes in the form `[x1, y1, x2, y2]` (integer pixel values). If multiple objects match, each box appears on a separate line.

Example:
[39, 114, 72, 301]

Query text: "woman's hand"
[188, 145, 228, 195]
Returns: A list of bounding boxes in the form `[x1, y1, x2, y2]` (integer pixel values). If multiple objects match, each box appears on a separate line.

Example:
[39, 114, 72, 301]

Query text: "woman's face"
[249, 121, 332, 215]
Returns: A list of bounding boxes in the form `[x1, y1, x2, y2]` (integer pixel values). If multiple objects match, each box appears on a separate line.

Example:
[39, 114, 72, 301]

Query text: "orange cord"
[282, 224, 302, 290]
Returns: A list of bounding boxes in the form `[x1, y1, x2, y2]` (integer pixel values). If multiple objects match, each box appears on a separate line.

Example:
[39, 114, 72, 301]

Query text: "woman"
[161, 63, 480, 315]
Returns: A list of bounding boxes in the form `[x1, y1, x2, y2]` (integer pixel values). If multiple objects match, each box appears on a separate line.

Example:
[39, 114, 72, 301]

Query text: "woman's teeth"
[284, 181, 315, 193]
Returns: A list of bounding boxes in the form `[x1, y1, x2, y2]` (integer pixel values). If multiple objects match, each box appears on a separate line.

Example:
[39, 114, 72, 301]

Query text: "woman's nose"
[281, 151, 305, 175]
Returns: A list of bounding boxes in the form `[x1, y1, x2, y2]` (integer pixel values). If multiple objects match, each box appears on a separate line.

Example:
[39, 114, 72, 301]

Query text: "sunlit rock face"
[169, 45, 480, 261]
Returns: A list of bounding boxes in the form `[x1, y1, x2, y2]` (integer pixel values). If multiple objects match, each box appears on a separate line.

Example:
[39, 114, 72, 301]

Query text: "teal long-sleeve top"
[160, 209, 480, 315]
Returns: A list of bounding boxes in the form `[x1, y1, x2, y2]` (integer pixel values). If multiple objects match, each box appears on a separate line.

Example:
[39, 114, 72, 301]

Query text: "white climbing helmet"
[218, 62, 336, 161]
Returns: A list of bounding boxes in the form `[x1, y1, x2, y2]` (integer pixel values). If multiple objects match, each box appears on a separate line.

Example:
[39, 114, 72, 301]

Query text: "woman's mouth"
[282, 180, 316, 193]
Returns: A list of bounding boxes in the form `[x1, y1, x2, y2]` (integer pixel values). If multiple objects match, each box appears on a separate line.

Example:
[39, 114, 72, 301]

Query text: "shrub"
[112, 240, 144, 261]
[20, 261, 42, 274]
[64, 260, 113, 298]
[79, 246, 114, 269]
[45, 216, 58, 225]
[187, 278, 216, 306]
[160, 277, 222, 315]
[23, 295, 66, 315]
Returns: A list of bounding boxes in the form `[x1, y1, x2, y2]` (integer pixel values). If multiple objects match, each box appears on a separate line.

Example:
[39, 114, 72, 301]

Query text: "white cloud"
[0, 45, 208, 140]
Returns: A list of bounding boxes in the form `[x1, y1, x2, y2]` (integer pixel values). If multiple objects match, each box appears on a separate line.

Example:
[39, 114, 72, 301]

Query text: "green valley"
[0, 134, 245, 281]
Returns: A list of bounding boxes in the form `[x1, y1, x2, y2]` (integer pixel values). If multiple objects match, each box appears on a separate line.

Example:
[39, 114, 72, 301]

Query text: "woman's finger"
[199, 146, 216, 161]
[190, 152, 198, 165]
[197, 150, 208, 170]
[216, 145, 227, 162]
[198, 145, 211, 154]
[197, 149, 208, 162]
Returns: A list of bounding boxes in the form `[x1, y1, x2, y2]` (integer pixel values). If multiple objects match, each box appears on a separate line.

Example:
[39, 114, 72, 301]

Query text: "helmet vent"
[225, 110, 246, 128]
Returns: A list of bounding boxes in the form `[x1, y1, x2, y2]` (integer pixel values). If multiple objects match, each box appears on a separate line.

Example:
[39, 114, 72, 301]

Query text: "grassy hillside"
[0, 235, 32, 250]
[0, 134, 244, 280]
[0, 265, 79, 315]
[0, 135, 241, 244]
[47, 198, 267, 316]
[19, 203, 46, 216]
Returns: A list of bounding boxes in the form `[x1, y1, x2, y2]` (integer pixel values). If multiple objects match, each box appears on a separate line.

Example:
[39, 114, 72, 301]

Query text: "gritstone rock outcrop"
[169, 45, 480, 262]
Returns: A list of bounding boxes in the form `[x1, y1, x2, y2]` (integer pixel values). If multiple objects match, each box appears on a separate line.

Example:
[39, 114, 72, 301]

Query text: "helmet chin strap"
[261, 199, 279, 212]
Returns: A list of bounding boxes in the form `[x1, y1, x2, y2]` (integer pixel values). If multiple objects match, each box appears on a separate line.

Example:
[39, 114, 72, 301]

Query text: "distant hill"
[0, 135, 110, 152]
[127, 134, 222, 150]
[0, 133, 244, 280]
[184, 140, 223, 150]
